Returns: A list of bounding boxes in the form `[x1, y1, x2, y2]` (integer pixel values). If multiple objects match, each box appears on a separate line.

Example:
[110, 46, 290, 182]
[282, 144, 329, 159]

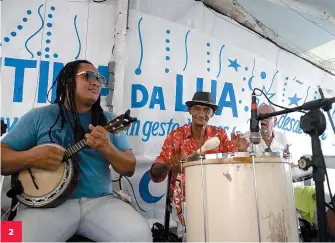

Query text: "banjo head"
[15, 143, 75, 208]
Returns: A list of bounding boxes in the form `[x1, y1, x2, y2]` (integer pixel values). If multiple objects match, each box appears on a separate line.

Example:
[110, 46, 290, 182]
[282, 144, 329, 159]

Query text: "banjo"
[9, 110, 137, 208]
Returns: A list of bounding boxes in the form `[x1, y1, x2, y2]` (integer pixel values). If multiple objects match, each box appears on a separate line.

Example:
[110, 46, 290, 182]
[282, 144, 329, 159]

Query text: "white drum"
[183, 152, 299, 242]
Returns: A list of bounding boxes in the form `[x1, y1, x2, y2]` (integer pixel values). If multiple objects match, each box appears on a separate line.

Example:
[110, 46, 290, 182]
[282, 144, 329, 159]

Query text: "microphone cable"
[253, 88, 306, 114]
[113, 174, 146, 213]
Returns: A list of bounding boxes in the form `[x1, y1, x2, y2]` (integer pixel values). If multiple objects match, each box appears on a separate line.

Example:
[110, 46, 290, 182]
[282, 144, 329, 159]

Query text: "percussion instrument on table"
[182, 152, 299, 242]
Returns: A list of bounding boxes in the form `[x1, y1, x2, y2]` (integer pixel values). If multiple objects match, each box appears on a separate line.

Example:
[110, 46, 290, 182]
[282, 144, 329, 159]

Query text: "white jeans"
[14, 195, 152, 242]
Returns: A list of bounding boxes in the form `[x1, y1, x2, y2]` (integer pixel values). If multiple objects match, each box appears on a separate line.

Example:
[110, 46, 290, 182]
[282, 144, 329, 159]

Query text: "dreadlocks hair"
[47, 60, 107, 143]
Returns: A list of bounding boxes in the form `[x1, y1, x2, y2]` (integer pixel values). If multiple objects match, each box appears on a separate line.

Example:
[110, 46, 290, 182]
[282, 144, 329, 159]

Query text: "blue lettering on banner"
[131, 84, 149, 108]
[139, 170, 164, 204]
[175, 74, 187, 112]
[37, 61, 50, 103]
[175, 74, 203, 112]
[3, 57, 239, 118]
[216, 82, 237, 117]
[131, 73, 238, 117]
[211, 80, 217, 104]
[131, 85, 166, 110]
[1, 117, 19, 132]
[97, 65, 109, 96]
[4, 58, 37, 102]
[51, 62, 65, 102]
[1, 57, 109, 104]
[150, 86, 166, 110]
[1, 56, 330, 142]
[126, 118, 194, 142]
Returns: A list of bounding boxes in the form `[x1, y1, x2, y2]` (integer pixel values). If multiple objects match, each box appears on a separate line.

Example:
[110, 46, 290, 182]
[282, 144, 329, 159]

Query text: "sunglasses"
[76, 70, 106, 87]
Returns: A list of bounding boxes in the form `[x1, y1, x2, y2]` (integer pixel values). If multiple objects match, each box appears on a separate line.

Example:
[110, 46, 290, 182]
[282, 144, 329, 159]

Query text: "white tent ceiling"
[203, 0, 335, 75]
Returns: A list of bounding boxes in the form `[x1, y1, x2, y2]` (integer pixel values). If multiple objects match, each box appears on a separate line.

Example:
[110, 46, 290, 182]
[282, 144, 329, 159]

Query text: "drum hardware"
[199, 152, 208, 242]
[283, 144, 291, 159]
[250, 147, 262, 242]
[293, 174, 313, 183]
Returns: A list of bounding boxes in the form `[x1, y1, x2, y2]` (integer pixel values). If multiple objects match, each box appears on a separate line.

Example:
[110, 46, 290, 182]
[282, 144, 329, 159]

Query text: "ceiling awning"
[202, 0, 335, 75]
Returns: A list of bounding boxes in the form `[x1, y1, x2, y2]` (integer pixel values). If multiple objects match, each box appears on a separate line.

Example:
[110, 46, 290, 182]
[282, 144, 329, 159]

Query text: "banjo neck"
[62, 110, 136, 161]
[63, 138, 87, 161]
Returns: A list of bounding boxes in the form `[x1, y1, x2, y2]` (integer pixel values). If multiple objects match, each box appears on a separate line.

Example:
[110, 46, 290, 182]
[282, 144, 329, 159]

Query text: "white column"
[109, 0, 129, 114]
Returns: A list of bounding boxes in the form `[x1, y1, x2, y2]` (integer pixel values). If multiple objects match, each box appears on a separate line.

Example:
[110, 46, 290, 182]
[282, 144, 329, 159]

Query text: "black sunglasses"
[76, 70, 106, 87]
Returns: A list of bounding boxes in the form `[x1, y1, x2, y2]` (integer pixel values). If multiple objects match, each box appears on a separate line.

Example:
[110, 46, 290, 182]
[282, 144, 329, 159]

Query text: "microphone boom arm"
[257, 96, 335, 121]
[257, 106, 301, 121]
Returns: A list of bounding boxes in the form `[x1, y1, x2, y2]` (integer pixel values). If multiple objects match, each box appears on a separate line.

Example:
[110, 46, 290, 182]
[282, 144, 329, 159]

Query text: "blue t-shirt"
[2, 104, 132, 198]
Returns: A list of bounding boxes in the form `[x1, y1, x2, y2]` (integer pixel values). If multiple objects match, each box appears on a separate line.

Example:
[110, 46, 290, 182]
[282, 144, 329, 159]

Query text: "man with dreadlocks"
[1, 60, 152, 242]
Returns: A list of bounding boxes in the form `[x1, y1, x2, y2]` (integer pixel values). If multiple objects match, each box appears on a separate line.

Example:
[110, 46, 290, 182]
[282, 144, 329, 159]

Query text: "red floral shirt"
[150, 124, 237, 224]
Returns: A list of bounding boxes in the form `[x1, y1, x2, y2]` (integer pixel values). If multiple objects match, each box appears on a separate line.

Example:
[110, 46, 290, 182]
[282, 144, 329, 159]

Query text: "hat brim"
[185, 100, 219, 111]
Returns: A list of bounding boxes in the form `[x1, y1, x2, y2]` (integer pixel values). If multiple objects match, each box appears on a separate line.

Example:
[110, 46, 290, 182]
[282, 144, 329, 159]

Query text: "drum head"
[17, 160, 74, 207]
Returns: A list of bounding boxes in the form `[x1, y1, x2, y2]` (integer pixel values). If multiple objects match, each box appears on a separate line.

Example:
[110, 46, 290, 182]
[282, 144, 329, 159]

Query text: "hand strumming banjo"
[8, 110, 137, 208]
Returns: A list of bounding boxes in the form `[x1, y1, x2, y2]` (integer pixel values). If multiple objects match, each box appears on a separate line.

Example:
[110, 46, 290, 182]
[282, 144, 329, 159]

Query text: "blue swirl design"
[183, 30, 190, 71]
[25, 4, 44, 59]
[73, 15, 81, 60]
[135, 17, 143, 75]
[267, 70, 278, 93]
[303, 86, 311, 103]
[216, 44, 225, 78]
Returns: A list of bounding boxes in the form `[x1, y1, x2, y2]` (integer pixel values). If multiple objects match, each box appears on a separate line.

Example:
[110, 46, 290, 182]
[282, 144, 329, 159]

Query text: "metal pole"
[251, 148, 262, 242]
[200, 152, 208, 242]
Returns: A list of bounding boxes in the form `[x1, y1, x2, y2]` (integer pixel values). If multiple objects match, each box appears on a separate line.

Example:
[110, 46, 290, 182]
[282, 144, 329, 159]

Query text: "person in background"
[294, 185, 335, 240]
[244, 104, 290, 154]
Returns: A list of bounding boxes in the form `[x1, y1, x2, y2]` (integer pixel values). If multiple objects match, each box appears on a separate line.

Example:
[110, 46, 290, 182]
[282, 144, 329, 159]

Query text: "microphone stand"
[255, 99, 335, 242]
[318, 87, 335, 137]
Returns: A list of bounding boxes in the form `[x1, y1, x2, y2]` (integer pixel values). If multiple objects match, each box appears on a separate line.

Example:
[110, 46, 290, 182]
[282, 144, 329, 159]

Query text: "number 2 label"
[1, 221, 22, 242]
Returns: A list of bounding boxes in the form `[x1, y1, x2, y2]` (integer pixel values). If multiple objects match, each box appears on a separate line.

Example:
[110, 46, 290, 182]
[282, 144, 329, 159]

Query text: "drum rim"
[16, 143, 74, 207]
[17, 160, 74, 207]
[183, 152, 284, 161]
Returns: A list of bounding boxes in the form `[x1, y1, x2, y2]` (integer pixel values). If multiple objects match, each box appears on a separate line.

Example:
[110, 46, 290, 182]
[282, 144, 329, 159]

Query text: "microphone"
[249, 91, 262, 144]
[184, 137, 220, 160]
